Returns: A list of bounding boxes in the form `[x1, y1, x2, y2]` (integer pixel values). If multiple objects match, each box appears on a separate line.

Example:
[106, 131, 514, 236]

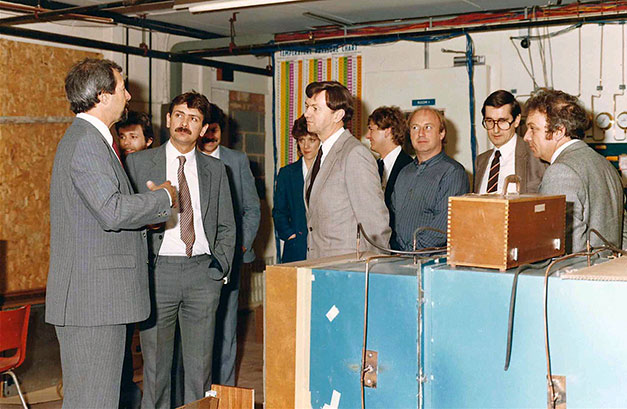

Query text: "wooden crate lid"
[449, 193, 565, 204]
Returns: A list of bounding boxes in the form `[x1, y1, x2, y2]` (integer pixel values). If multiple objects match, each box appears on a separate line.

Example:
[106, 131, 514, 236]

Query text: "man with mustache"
[46, 58, 176, 409]
[125, 92, 236, 407]
[197, 102, 260, 387]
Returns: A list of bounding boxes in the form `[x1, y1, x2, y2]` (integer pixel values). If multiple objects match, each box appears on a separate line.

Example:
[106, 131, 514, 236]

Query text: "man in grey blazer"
[304, 81, 391, 259]
[125, 92, 236, 407]
[46, 58, 175, 409]
[197, 102, 261, 386]
[474, 90, 546, 194]
[524, 88, 624, 252]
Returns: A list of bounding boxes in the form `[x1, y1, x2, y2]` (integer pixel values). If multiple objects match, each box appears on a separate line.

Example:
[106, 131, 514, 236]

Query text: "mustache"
[174, 127, 192, 135]
[200, 135, 218, 143]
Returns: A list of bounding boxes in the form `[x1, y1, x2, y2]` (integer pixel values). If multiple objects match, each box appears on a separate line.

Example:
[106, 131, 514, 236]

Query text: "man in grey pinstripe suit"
[46, 58, 176, 409]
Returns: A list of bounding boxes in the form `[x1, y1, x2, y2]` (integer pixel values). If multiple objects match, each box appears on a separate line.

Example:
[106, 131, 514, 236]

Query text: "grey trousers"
[55, 324, 126, 409]
[212, 257, 241, 386]
[140, 255, 223, 409]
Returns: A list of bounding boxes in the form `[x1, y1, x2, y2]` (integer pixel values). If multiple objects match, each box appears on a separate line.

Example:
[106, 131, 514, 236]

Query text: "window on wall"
[228, 90, 265, 198]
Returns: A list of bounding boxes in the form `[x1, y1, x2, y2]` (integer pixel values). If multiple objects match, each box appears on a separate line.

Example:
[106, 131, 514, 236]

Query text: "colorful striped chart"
[275, 46, 363, 168]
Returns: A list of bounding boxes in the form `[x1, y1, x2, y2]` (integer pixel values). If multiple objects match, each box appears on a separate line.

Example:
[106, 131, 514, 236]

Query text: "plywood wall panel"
[0, 39, 100, 295]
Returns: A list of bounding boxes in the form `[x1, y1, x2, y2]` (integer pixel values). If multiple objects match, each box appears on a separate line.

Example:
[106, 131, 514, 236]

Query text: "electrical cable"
[527, 39, 538, 90]
[465, 32, 478, 176]
[356, 223, 446, 258]
[504, 259, 552, 371]
[510, 37, 539, 89]
[543, 232, 625, 408]
[547, 26, 555, 88]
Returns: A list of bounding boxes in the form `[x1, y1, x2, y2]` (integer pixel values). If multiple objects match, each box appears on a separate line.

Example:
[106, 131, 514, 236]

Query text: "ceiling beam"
[4, 0, 223, 39]
[0, 23, 272, 76]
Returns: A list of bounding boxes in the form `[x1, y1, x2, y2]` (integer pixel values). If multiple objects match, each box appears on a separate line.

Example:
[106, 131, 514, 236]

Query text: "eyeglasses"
[482, 118, 515, 130]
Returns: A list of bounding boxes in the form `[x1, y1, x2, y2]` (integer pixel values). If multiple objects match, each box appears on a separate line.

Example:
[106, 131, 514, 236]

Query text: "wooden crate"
[447, 194, 566, 271]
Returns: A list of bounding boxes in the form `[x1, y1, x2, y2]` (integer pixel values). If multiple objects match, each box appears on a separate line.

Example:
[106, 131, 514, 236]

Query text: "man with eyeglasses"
[474, 90, 546, 194]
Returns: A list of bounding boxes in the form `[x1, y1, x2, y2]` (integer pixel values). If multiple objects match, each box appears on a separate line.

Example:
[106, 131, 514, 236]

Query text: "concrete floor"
[0, 310, 263, 409]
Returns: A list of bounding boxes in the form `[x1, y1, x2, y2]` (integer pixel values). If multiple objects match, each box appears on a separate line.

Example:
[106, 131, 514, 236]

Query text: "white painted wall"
[4, 15, 627, 261]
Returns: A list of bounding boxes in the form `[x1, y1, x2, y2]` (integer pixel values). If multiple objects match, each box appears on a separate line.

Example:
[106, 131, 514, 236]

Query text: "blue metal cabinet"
[422, 262, 627, 408]
[308, 258, 426, 409]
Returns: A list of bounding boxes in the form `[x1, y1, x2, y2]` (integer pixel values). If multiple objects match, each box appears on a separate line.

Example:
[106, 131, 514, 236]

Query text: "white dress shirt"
[77, 112, 119, 160]
[302, 158, 311, 180]
[479, 135, 518, 194]
[159, 141, 211, 256]
[209, 145, 221, 159]
[320, 127, 345, 166]
[550, 139, 578, 164]
[382, 145, 402, 188]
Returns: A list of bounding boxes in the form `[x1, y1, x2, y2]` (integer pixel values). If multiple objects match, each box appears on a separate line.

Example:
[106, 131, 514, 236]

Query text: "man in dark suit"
[474, 90, 546, 194]
[125, 92, 236, 407]
[523, 88, 623, 252]
[273, 115, 320, 263]
[365, 106, 413, 245]
[46, 58, 175, 409]
[304, 81, 391, 258]
[197, 103, 261, 386]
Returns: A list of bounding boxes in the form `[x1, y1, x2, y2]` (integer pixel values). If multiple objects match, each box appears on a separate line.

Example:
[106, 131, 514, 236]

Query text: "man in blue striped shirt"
[390, 107, 470, 251]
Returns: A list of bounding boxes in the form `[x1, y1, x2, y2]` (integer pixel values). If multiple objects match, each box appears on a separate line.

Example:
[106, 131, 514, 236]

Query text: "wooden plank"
[210, 384, 254, 409]
[176, 396, 219, 409]
[562, 256, 627, 281]
[264, 264, 298, 409]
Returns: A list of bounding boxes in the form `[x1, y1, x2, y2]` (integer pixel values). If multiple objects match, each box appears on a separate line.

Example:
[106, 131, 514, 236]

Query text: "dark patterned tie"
[487, 150, 501, 193]
[377, 159, 384, 180]
[178, 156, 195, 257]
[305, 148, 322, 206]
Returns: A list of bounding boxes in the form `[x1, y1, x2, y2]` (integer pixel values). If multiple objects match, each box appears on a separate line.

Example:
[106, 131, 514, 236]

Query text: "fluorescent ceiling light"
[186, 0, 303, 13]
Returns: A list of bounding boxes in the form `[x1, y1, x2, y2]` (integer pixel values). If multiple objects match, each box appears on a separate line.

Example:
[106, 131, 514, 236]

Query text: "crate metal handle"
[502, 174, 521, 195]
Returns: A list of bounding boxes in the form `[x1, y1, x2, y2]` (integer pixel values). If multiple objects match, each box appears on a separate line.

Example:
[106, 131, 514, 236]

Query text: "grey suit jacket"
[218, 146, 261, 264]
[125, 144, 237, 281]
[540, 140, 624, 253]
[46, 118, 171, 327]
[306, 129, 391, 259]
[474, 136, 547, 193]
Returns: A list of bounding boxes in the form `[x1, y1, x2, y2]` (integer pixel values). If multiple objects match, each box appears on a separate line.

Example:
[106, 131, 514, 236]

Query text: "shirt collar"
[415, 150, 445, 167]
[382, 145, 402, 172]
[493, 134, 517, 157]
[550, 139, 578, 164]
[166, 140, 197, 167]
[320, 127, 345, 160]
[77, 112, 113, 147]
[209, 145, 220, 159]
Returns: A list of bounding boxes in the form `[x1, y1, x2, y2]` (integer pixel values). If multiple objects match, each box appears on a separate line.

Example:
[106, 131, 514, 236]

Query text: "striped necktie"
[487, 150, 501, 193]
[178, 156, 195, 257]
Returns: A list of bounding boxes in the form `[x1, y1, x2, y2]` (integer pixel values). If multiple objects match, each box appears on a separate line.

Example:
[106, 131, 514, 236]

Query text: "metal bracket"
[363, 350, 378, 388]
[547, 375, 566, 409]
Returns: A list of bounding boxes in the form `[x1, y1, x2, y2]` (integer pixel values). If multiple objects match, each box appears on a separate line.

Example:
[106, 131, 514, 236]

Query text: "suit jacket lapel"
[475, 149, 492, 191]
[309, 130, 349, 209]
[196, 151, 212, 220]
[514, 136, 528, 192]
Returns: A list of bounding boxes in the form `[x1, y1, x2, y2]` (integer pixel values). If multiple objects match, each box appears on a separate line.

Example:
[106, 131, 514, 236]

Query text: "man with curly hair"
[524, 88, 623, 252]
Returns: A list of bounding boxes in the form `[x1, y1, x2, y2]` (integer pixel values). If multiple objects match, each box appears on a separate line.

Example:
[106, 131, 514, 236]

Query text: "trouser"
[140, 254, 223, 409]
[55, 324, 126, 409]
[212, 256, 242, 386]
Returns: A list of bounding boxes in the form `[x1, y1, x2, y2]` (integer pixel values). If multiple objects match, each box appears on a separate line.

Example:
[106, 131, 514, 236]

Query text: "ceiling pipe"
[7, 0, 221, 39]
[0, 0, 158, 25]
[0, 23, 272, 76]
[185, 9, 627, 57]
[168, 34, 274, 99]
